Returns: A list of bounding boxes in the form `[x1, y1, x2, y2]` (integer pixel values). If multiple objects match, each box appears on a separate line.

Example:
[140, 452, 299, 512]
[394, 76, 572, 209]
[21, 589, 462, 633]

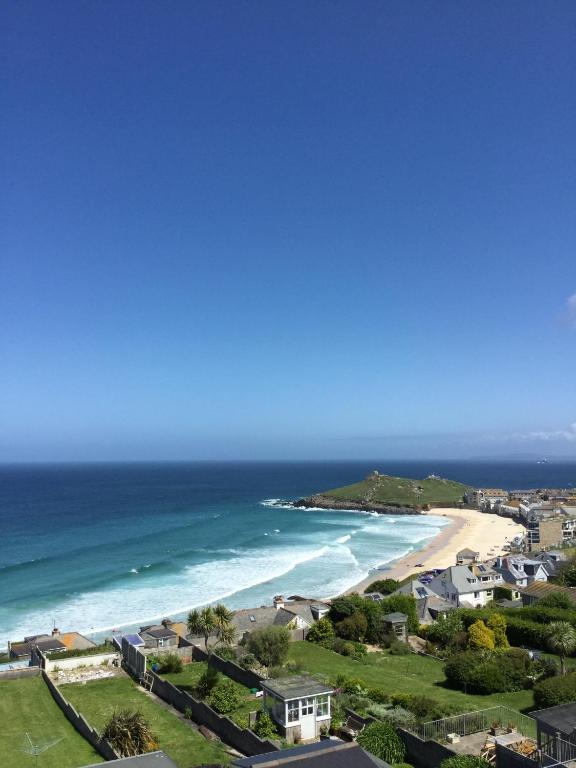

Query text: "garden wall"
[191, 645, 263, 689]
[43, 652, 120, 672]
[147, 669, 279, 757]
[0, 666, 40, 680]
[397, 727, 458, 768]
[42, 670, 119, 761]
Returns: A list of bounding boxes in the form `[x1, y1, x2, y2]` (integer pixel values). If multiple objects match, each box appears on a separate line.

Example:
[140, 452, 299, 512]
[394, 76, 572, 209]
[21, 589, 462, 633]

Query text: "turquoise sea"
[1, 460, 575, 649]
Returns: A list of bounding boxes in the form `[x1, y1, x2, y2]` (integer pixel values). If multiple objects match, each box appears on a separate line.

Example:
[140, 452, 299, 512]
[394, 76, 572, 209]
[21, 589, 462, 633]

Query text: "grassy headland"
[295, 472, 472, 513]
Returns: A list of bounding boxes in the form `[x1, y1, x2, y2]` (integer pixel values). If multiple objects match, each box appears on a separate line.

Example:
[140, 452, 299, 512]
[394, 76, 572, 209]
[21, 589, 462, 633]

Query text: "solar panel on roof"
[124, 634, 145, 646]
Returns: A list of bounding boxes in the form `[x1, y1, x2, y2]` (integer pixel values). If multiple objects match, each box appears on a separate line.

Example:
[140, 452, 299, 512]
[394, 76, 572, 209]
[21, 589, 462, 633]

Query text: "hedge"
[534, 672, 576, 709]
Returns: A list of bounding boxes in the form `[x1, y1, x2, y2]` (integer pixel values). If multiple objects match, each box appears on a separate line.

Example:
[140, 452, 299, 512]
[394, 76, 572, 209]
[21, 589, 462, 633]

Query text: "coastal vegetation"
[187, 604, 236, 653]
[297, 472, 471, 511]
[357, 720, 406, 764]
[247, 626, 290, 668]
[61, 675, 231, 767]
[0, 675, 102, 768]
[101, 709, 158, 757]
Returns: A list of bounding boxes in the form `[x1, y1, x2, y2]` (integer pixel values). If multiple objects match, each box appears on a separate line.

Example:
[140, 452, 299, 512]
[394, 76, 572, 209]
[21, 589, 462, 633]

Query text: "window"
[158, 637, 165, 647]
[287, 700, 299, 723]
[301, 698, 314, 717]
[474, 591, 480, 598]
[316, 695, 329, 717]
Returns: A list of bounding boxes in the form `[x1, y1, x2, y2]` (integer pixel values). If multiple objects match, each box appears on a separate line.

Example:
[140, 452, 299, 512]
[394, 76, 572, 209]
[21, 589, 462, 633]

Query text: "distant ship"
[537, 457, 550, 464]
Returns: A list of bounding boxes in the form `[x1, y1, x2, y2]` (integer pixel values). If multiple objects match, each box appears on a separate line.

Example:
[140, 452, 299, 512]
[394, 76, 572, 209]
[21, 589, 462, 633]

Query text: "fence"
[42, 670, 120, 761]
[541, 734, 576, 766]
[121, 641, 279, 756]
[397, 727, 458, 768]
[0, 665, 40, 680]
[410, 707, 537, 743]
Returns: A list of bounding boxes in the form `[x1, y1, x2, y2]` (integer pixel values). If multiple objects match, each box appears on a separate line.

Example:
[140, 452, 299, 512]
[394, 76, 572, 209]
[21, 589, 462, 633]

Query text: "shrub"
[336, 612, 368, 642]
[367, 704, 415, 727]
[151, 652, 182, 674]
[365, 578, 400, 595]
[101, 710, 158, 757]
[215, 646, 237, 662]
[389, 640, 411, 656]
[331, 638, 367, 659]
[247, 626, 290, 668]
[367, 688, 390, 704]
[445, 649, 532, 694]
[426, 612, 465, 649]
[197, 666, 220, 698]
[487, 614, 509, 649]
[333, 674, 368, 695]
[468, 620, 495, 650]
[252, 711, 278, 739]
[394, 763, 415, 768]
[208, 679, 243, 714]
[539, 593, 574, 610]
[307, 618, 335, 644]
[440, 757, 492, 768]
[534, 672, 576, 708]
[240, 652, 258, 670]
[357, 721, 406, 764]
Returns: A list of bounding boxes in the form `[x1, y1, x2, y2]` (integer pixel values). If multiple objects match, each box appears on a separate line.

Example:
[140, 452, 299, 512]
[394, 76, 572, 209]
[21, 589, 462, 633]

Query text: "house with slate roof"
[429, 563, 503, 607]
[231, 596, 330, 644]
[82, 751, 177, 768]
[139, 624, 179, 649]
[492, 555, 549, 588]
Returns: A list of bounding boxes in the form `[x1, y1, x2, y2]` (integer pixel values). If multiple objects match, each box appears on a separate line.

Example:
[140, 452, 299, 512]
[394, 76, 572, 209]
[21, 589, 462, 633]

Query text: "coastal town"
[4, 479, 576, 768]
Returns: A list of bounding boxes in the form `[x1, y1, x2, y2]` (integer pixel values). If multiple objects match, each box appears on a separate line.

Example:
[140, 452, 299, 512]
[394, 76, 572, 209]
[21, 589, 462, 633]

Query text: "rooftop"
[81, 751, 178, 768]
[532, 703, 576, 737]
[232, 740, 389, 767]
[261, 675, 332, 701]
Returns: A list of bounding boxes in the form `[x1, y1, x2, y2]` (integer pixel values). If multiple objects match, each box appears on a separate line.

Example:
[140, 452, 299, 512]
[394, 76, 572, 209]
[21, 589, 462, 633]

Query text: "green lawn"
[0, 675, 102, 768]
[61, 674, 231, 767]
[162, 661, 263, 728]
[288, 642, 535, 714]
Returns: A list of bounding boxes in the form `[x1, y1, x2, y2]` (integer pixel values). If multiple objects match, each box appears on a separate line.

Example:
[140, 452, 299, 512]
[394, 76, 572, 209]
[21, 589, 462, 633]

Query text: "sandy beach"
[346, 508, 526, 595]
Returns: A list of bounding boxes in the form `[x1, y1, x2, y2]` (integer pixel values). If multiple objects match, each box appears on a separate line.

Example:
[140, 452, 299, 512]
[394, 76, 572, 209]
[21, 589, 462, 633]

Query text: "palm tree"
[101, 709, 158, 757]
[546, 621, 576, 675]
[187, 604, 236, 653]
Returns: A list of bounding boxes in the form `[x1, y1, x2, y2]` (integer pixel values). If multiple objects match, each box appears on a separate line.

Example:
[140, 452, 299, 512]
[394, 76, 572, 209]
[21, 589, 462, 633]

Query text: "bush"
[487, 614, 509, 649]
[440, 757, 491, 768]
[367, 704, 416, 727]
[307, 618, 335, 644]
[208, 679, 243, 714]
[539, 593, 574, 609]
[365, 578, 400, 595]
[215, 646, 237, 662]
[252, 711, 278, 739]
[357, 721, 406, 764]
[247, 626, 290, 668]
[468, 620, 495, 650]
[425, 612, 465, 649]
[150, 652, 182, 674]
[445, 649, 533, 694]
[336, 612, 368, 642]
[197, 666, 220, 698]
[331, 638, 367, 660]
[240, 652, 258, 670]
[534, 672, 576, 708]
[389, 640, 411, 656]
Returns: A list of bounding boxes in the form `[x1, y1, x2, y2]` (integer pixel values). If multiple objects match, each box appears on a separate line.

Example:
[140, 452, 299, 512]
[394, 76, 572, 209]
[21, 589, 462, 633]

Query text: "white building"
[429, 563, 503, 608]
[261, 675, 332, 743]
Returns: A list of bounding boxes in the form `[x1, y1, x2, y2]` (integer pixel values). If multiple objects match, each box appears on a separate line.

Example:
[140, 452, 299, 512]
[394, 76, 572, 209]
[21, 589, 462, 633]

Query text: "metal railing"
[541, 734, 576, 767]
[410, 706, 537, 742]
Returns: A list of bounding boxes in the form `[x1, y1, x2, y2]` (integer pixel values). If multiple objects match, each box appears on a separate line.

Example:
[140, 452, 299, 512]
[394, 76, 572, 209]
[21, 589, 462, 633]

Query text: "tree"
[101, 710, 158, 757]
[540, 593, 574, 609]
[357, 721, 406, 764]
[467, 620, 495, 650]
[487, 614, 509, 649]
[307, 617, 335, 644]
[546, 621, 576, 676]
[187, 604, 236, 653]
[208, 679, 243, 714]
[365, 578, 400, 595]
[247, 626, 290, 668]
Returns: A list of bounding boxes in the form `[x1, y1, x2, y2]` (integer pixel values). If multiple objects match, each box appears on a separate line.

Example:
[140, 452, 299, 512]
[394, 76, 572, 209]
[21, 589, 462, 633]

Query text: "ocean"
[1, 460, 575, 650]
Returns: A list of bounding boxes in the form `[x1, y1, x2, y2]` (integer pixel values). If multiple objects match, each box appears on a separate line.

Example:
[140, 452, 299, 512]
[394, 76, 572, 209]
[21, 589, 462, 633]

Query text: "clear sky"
[2, 1, 575, 461]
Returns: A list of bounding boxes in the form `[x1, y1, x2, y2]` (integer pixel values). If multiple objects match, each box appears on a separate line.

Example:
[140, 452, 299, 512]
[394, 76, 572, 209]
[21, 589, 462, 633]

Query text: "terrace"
[407, 706, 538, 765]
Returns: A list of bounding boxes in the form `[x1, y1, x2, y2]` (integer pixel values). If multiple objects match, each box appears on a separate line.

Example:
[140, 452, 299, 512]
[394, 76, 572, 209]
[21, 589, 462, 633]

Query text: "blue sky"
[1, 1, 575, 461]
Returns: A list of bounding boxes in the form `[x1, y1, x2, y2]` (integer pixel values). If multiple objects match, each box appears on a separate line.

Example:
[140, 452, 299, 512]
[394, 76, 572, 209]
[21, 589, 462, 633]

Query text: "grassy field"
[162, 661, 263, 727]
[0, 675, 102, 768]
[319, 473, 471, 508]
[61, 674, 231, 767]
[288, 642, 535, 714]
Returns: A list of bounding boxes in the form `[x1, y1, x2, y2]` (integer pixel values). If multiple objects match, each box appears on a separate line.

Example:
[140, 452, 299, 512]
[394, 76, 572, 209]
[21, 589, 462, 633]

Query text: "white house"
[429, 563, 503, 608]
[261, 675, 332, 743]
[492, 555, 548, 588]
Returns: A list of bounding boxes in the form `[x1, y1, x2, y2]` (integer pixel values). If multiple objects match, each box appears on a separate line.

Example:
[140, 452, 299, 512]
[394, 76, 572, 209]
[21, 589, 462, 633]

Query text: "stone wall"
[148, 670, 279, 756]
[0, 666, 41, 680]
[397, 727, 458, 768]
[42, 670, 119, 761]
[43, 652, 120, 672]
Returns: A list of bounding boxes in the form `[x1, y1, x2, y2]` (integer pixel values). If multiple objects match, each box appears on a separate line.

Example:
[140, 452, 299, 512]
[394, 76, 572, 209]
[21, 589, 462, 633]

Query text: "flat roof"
[261, 675, 332, 700]
[81, 751, 178, 768]
[233, 740, 389, 767]
[531, 703, 576, 736]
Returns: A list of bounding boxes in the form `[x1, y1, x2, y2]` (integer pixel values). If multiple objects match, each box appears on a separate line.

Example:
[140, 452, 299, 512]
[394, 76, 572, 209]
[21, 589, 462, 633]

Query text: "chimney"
[273, 595, 285, 611]
[52, 628, 60, 637]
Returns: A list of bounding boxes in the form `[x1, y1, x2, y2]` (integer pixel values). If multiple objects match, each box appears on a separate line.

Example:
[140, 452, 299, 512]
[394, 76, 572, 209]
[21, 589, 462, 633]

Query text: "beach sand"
[345, 508, 526, 595]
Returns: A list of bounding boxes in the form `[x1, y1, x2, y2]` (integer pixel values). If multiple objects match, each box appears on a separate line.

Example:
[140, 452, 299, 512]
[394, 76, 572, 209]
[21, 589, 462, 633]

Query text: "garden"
[0, 674, 102, 768]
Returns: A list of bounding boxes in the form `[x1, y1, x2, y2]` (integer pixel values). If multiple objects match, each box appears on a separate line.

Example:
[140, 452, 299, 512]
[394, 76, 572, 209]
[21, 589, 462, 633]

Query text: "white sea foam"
[336, 534, 351, 544]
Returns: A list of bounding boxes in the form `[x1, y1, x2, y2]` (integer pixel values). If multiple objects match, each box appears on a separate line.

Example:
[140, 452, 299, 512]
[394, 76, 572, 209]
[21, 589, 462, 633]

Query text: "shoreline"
[343, 507, 526, 595]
